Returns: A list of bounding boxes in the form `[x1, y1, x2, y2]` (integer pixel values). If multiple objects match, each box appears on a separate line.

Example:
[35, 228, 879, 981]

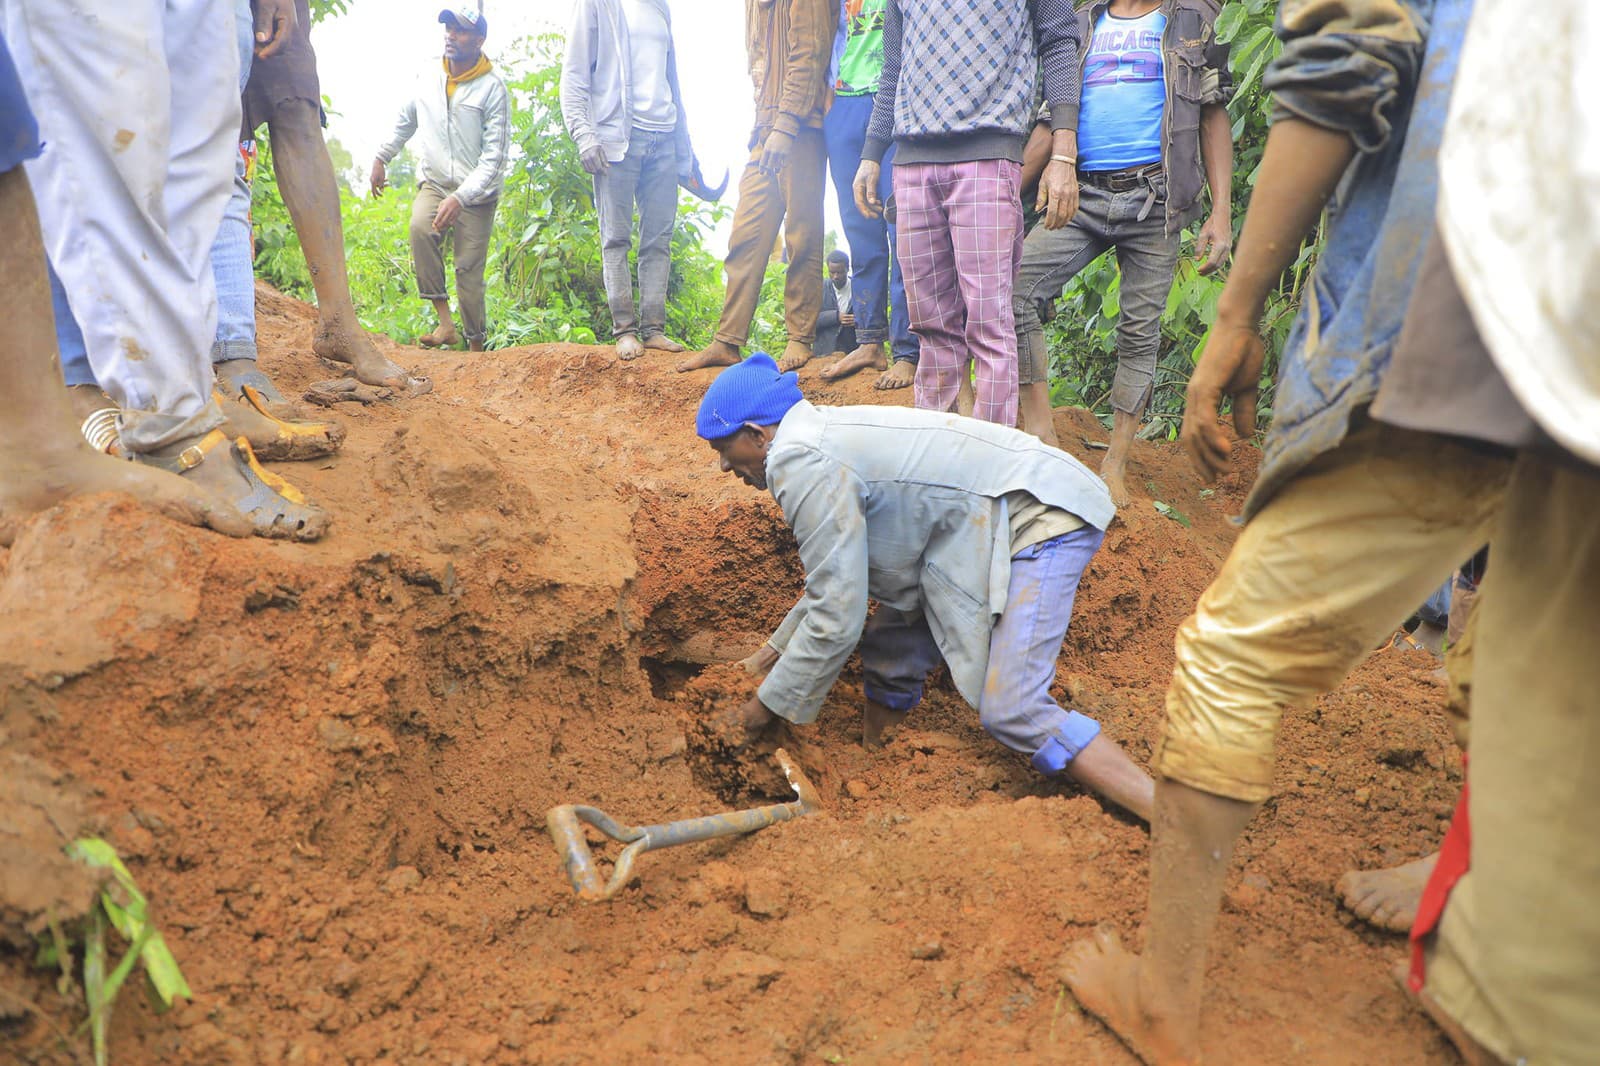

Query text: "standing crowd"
[3, 1, 1598, 1064]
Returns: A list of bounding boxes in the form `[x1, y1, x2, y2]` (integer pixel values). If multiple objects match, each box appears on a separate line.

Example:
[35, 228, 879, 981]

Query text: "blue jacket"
[757, 402, 1114, 724]
[1246, 0, 1471, 517]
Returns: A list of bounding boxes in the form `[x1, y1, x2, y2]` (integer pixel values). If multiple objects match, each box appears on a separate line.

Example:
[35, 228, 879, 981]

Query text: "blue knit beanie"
[694, 352, 803, 441]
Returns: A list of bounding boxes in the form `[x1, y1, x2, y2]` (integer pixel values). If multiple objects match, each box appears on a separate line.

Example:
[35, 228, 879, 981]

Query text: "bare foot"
[677, 340, 741, 373]
[0, 438, 252, 545]
[777, 340, 814, 373]
[616, 333, 645, 361]
[314, 325, 433, 397]
[643, 333, 687, 353]
[215, 389, 345, 462]
[1101, 457, 1133, 509]
[417, 324, 460, 350]
[819, 343, 887, 382]
[468, 339, 487, 352]
[1391, 961, 1501, 1066]
[874, 359, 916, 391]
[1062, 927, 1198, 1066]
[1337, 854, 1438, 934]
[862, 700, 909, 750]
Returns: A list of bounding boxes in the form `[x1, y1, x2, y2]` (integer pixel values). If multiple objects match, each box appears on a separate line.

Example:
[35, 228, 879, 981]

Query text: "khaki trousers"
[1154, 419, 1509, 802]
[714, 127, 827, 348]
[1422, 452, 1600, 1063]
[409, 180, 498, 345]
[1155, 419, 1600, 1059]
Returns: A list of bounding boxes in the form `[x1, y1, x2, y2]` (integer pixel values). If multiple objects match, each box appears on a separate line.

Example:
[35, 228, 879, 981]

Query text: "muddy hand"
[1181, 321, 1263, 483]
[725, 695, 778, 750]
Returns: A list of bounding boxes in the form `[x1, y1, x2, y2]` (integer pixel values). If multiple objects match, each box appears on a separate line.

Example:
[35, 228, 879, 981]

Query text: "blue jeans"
[53, 0, 255, 387]
[823, 92, 918, 362]
[594, 126, 678, 339]
[859, 525, 1105, 772]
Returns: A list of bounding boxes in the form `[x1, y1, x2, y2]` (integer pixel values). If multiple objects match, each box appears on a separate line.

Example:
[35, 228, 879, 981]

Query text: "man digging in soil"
[694, 353, 1155, 822]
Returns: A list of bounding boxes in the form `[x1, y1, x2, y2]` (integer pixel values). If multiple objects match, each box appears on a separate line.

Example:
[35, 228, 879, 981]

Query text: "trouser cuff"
[118, 398, 227, 454]
[863, 682, 922, 713]
[1152, 732, 1274, 803]
[1028, 712, 1103, 774]
[210, 339, 258, 364]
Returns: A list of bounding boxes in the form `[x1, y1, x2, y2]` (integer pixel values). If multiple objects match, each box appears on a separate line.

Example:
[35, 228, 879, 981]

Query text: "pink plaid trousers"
[893, 159, 1025, 426]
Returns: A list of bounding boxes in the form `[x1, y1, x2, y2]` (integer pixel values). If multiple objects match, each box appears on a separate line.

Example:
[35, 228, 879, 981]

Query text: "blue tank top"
[1077, 8, 1167, 172]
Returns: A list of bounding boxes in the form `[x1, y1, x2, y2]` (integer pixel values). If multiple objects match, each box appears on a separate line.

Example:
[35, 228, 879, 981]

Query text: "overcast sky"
[314, 0, 846, 256]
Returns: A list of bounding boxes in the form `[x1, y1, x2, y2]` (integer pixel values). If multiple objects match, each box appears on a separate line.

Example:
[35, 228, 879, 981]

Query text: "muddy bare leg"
[1101, 407, 1140, 508]
[0, 167, 251, 543]
[1338, 853, 1439, 933]
[1063, 779, 1259, 1065]
[269, 99, 422, 389]
[1021, 381, 1060, 447]
[862, 698, 908, 750]
[419, 297, 459, 348]
[1064, 734, 1155, 822]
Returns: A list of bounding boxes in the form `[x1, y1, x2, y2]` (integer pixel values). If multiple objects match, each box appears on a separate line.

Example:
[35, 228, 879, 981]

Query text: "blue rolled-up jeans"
[859, 525, 1105, 772]
[823, 91, 918, 362]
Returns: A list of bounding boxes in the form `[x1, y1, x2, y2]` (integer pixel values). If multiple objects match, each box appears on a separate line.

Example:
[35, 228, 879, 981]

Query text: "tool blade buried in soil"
[547, 748, 819, 901]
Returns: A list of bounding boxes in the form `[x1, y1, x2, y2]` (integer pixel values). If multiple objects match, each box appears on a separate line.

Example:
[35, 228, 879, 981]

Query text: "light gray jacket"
[757, 402, 1115, 725]
[559, 0, 694, 174]
[376, 63, 511, 206]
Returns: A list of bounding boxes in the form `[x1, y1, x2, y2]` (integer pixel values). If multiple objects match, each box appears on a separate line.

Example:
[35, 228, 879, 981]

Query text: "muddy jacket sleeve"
[454, 79, 511, 206]
[757, 447, 872, 725]
[772, 0, 835, 138]
[375, 96, 419, 164]
[1264, 0, 1425, 153]
[560, 0, 602, 155]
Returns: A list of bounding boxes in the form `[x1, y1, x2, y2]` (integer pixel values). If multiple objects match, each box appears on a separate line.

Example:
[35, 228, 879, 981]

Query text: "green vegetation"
[34, 839, 190, 1066]
[256, 3, 1312, 428]
[251, 35, 730, 351]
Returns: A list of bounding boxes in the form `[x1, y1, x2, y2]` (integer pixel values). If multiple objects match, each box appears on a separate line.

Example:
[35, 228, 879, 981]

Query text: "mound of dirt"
[0, 284, 1463, 1065]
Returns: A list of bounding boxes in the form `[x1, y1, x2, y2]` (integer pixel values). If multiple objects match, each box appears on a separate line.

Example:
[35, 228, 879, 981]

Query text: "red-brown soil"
[0, 285, 1464, 1065]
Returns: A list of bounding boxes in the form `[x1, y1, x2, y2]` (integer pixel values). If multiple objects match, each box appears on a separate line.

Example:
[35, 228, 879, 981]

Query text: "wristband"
[1051, 154, 1077, 166]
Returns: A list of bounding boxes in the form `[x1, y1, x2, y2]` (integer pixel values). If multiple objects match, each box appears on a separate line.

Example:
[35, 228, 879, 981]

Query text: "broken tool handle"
[547, 748, 819, 901]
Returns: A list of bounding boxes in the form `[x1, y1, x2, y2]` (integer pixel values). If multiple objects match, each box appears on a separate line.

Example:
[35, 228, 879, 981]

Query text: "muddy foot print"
[1062, 927, 1198, 1066]
[1337, 853, 1438, 934]
[642, 333, 687, 353]
[874, 359, 916, 391]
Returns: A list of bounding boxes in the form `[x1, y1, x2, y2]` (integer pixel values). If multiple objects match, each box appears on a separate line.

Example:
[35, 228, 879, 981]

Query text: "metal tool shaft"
[547, 748, 819, 901]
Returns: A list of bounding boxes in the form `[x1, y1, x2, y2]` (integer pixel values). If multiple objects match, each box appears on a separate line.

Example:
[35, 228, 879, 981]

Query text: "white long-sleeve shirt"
[376, 63, 510, 206]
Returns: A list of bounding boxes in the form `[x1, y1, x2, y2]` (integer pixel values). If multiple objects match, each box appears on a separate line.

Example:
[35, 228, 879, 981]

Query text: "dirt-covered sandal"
[216, 387, 346, 462]
[133, 429, 330, 541]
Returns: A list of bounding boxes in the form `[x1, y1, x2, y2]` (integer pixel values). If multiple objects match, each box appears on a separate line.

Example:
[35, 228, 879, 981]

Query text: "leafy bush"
[1042, 0, 1312, 435]
[251, 34, 731, 351]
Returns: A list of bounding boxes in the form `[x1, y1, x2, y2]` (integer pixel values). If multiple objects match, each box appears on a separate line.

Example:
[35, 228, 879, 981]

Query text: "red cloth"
[1409, 757, 1471, 991]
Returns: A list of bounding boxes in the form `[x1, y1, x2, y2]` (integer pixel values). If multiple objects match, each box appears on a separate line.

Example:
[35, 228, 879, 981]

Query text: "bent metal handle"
[547, 748, 819, 901]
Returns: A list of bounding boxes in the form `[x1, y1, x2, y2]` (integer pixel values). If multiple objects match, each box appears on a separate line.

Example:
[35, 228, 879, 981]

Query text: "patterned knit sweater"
[863, 0, 1082, 165]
